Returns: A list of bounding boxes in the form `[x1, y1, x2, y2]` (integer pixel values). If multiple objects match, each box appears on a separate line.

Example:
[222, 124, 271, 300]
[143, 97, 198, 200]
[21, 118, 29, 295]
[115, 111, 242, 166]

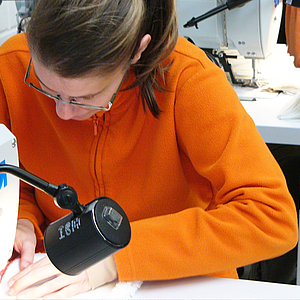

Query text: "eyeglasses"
[24, 57, 131, 111]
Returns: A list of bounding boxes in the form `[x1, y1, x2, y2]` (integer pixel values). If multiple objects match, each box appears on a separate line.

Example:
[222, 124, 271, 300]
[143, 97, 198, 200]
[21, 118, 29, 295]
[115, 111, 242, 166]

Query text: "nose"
[55, 100, 78, 120]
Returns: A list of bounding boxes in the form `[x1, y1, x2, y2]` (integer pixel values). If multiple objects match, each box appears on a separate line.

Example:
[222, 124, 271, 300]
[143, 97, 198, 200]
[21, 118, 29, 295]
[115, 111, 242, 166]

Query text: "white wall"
[0, 1, 18, 46]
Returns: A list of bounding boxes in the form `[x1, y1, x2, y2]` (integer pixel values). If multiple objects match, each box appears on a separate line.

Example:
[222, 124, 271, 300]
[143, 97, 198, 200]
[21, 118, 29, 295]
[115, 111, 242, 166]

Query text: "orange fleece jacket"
[286, 5, 300, 67]
[0, 33, 298, 282]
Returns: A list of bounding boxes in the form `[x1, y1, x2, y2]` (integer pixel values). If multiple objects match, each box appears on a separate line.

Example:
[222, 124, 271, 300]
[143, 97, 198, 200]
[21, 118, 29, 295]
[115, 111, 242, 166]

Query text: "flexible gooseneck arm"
[0, 164, 85, 215]
[183, 0, 252, 28]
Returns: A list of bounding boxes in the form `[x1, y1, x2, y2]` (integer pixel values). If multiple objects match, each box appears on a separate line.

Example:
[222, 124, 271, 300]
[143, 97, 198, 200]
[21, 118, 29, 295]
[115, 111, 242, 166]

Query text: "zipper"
[91, 113, 108, 197]
[92, 114, 99, 136]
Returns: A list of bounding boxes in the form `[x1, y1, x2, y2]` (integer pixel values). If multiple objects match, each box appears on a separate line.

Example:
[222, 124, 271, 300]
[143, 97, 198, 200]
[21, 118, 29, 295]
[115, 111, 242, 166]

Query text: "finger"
[8, 257, 59, 296]
[17, 272, 91, 299]
[9, 255, 48, 285]
[19, 240, 36, 270]
[16, 276, 65, 299]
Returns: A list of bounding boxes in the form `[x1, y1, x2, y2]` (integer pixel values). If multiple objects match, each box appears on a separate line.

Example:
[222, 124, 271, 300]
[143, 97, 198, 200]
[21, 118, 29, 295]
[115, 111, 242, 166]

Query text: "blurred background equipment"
[177, 0, 283, 86]
[15, 0, 39, 32]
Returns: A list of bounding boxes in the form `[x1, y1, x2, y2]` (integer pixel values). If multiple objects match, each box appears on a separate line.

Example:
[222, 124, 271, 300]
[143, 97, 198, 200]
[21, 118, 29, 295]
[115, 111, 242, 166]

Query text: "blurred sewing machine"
[176, 0, 284, 87]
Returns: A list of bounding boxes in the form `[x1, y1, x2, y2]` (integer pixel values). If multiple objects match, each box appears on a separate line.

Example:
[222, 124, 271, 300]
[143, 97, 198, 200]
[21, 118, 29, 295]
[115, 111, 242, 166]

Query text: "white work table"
[2, 256, 300, 299]
[132, 276, 300, 299]
[237, 87, 300, 145]
[26, 275, 300, 299]
[69, 275, 300, 299]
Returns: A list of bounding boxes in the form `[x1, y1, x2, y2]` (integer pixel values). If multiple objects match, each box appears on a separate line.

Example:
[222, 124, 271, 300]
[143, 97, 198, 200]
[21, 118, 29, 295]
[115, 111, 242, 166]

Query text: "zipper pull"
[93, 114, 99, 136]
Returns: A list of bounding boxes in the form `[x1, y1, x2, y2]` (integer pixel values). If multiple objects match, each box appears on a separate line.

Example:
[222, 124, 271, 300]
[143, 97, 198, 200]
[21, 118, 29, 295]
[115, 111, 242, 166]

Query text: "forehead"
[31, 57, 123, 96]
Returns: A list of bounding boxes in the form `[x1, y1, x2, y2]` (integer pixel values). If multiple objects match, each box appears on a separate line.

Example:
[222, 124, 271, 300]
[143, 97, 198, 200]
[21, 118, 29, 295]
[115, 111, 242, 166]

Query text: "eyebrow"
[34, 69, 104, 99]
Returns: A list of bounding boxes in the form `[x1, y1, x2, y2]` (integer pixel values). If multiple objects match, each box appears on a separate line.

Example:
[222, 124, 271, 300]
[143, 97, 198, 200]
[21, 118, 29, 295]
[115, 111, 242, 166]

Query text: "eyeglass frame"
[24, 57, 131, 111]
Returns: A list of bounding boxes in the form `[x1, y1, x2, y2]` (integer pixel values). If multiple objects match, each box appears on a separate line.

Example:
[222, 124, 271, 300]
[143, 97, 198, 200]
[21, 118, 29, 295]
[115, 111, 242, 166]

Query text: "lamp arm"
[0, 164, 85, 215]
[183, 0, 252, 28]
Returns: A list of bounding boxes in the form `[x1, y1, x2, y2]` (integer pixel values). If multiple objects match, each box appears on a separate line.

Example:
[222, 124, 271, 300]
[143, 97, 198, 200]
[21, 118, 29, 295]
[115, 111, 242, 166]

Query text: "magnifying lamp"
[0, 164, 131, 276]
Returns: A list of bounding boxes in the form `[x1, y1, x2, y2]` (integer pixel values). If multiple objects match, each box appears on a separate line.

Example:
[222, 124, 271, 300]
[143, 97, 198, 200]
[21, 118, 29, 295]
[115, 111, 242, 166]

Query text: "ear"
[131, 34, 151, 64]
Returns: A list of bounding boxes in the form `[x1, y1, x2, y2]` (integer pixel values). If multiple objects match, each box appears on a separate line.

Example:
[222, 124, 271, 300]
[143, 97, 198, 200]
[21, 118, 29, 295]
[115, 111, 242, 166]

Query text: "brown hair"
[26, 0, 178, 117]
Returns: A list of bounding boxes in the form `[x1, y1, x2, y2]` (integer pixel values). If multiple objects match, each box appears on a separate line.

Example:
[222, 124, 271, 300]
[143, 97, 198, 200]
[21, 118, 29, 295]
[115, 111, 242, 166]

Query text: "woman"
[0, 0, 297, 298]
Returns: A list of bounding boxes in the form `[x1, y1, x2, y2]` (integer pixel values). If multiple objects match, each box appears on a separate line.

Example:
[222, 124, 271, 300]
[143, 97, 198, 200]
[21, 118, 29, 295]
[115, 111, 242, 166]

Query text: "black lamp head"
[286, 0, 300, 7]
[44, 196, 131, 275]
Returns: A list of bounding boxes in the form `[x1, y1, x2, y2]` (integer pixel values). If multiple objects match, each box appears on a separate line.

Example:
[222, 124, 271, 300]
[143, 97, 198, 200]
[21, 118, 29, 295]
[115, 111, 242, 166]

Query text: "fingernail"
[8, 277, 16, 286]
[7, 288, 14, 296]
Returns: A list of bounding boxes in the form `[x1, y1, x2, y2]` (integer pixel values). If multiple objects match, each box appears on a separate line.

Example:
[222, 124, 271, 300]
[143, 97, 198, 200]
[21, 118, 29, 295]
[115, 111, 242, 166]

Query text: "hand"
[7, 255, 92, 299]
[13, 219, 36, 270]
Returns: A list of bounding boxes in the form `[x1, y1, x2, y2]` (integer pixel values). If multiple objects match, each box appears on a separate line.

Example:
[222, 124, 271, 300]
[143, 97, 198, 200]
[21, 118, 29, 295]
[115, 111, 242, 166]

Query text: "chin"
[72, 115, 89, 121]
[71, 114, 95, 121]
